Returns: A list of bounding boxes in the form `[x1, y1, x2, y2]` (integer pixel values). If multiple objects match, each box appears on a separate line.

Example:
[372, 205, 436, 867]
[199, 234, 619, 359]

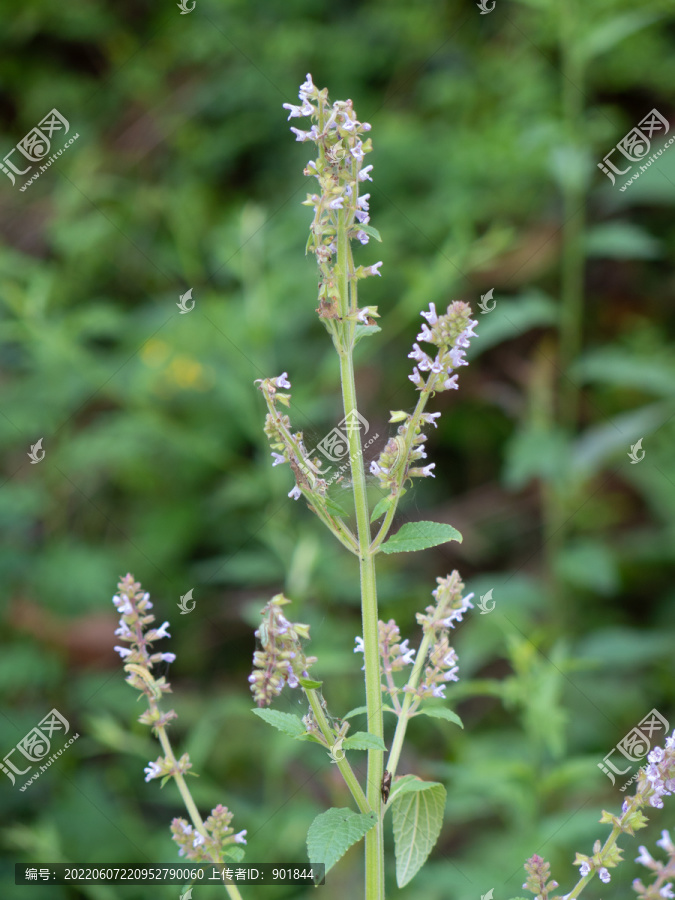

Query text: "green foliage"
[380, 521, 463, 554]
[306, 808, 378, 873]
[389, 777, 447, 887]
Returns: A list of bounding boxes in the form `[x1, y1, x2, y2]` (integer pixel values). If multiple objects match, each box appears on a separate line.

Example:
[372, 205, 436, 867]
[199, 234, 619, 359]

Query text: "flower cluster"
[368, 302, 478, 495]
[256, 372, 328, 501]
[284, 73, 382, 326]
[249, 593, 317, 707]
[407, 572, 474, 702]
[524, 730, 675, 900]
[112, 574, 175, 731]
[369, 410, 440, 493]
[171, 805, 247, 862]
[633, 830, 675, 900]
[408, 301, 477, 394]
[523, 855, 560, 900]
[354, 618, 415, 707]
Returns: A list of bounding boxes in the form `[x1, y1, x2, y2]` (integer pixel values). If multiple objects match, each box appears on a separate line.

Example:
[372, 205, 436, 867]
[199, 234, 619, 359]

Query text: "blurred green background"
[2, 0, 675, 897]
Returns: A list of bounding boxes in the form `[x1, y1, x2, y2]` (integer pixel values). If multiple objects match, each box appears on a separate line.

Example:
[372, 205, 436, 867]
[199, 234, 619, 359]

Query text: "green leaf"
[586, 222, 662, 260]
[579, 12, 661, 63]
[390, 779, 446, 887]
[414, 707, 463, 728]
[467, 290, 557, 358]
[370, 495, 394, 523]
[380, 521, 462, 554]
[342, 732, 388, 752]
[298, 676, 323, 690]
[306, 808, 378, 873]
[324, 496, 350, 518]
[357, 224, 382, 242]
[354, 324, 382, 347]
[251, 708, 306, 738]
[222, 845, 246, 863]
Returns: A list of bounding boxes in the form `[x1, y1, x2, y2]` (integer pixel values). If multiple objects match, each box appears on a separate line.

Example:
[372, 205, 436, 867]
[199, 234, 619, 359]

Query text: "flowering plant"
[110, 75, 675, 900]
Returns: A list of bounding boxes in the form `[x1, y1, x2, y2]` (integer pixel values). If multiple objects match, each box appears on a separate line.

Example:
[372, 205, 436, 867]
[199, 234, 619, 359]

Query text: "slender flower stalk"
[112, 574, 244, 899]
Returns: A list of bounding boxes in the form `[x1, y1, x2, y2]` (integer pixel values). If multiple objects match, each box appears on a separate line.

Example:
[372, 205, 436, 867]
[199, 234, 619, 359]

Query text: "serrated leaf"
[381, 521, 462, 554]
[354, 324, 382, 346]
[357, 224, 382, 242]
[370, 495, 394, 523]
[324, 496, 350, 518]
[307, 808, 378, 873]
[298, 676, 323, 690]
[251, 708, 306, 738]
[415, 707, 463, 728]
[391, 780, 446, 887]
[342, 732, 388, 752]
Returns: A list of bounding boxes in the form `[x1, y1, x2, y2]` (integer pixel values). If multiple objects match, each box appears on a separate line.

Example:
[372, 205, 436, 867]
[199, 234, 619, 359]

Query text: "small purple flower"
[408, 367, 423, 386]
[288, 485, 302, 500]
[431, 684, 446, 699]
[193, 832, 205, 848]
[417, 324, 434, 343]
[357, 194, 370, 210]
[359, 165, 373, 181]
[160, 653, 176, 663]
[657, 830, 675, 854]
[636, 846, 654, 866]
[350, 141, 365, 162]
[329, 196, 344, 210]
[660, 886, 675, 900]
[113, 594, 134, 615]
[598, 868, 610, 884]
[444, 374, 459, 390]
[154, 621, 171, 639]
[354, 636, 365, 654]
[234, 830, 247, 845]
[282, 100, 313, 120]
[114, 645, 132, 658]
[579, 862, 591, 877]
[273, 372, 291, 389]
[421, 463, 436, 478]
[355, 210, 370, 224]
[422, 412, 441, 428]
[290, 127, 311, 142]
[420, 303, 438, 325]
[368, 262, 383, 276]
[271, 452, 286, 466]
[298, 73, 316, 100]
[648, 747, 665, 764]
[114, 621, 134, 638]
[357, 230, 369, 245]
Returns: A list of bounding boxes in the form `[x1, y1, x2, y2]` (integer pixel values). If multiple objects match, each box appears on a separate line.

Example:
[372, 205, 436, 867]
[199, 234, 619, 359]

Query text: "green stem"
[305, 688, 371, 814]
[565, 825, 621, 900]
[385, 629, 433, 779]
[156, 725, 242, 899]
[337, 211, 384, 900]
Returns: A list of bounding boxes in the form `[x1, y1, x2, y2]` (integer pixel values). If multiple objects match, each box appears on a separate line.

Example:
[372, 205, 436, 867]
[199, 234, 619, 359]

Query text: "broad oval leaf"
[251, 708, 305, 738]
[342, 732, 388, 752]
[415, 707, 463, 728]
[381, 521, 462, 554]
[307, 808, 378, 873]
[354, 324, 382, 346]
[298, 676, 323, 690]
[391, 778, 446, 887]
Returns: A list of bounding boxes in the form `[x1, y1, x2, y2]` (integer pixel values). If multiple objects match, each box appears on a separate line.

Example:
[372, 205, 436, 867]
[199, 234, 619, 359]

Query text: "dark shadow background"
[1, 0, 675, 897]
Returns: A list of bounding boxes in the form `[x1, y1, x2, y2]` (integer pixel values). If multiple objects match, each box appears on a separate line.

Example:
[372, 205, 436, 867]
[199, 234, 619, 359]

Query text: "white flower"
[288, 484, 302, 500]
[598, 868, 610, 884]
[431, 684, 446, 699]
[271, 452, 286, 466]
[282, 100, 313, 120]
[114, 645, 132, 658]
[273, 372, 291, 389]
[298, 73, 316, 99]
[398, 640, 415, 666]
[444, 374, 459, 390]
[290, 127, 311, 142]
[143, 761, 163, 782]
[193, 832, 205, 848]
[234, 830, 247, 844]
[421, 464, 436, 478]
[420, 303, 438, 325]
[422, 412, 441, 428]
[660, 886, 675, 899]
[354, 636, 365, 653]
[329, 196, 344, 210]
[112, 594, 133, 615]
[359, 165, 373, 181]
[657, 830, 675, 854]
[635, 846, 654, 866]
[408, 367, 423, 386]
[180, 821, 193, 834]
[357, 193, 370, 210]
[114, 621, 134, 638]
[160, 653, 176, 663]
[648, 747, 664, 764]
[155, 621, 171, 639]
[579, 862, 591, 876]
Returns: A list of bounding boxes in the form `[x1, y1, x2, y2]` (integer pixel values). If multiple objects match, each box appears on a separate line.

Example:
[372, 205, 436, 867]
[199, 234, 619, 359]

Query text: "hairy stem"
[305, 688, 371, 814]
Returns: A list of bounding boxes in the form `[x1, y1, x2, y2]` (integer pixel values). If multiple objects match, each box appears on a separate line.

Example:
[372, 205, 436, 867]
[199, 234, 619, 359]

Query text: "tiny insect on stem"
[381, 769, 392, 805]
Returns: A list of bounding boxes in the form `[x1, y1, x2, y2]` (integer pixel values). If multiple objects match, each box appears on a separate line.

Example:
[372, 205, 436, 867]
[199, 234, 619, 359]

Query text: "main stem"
[337, 211, 385, 900]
